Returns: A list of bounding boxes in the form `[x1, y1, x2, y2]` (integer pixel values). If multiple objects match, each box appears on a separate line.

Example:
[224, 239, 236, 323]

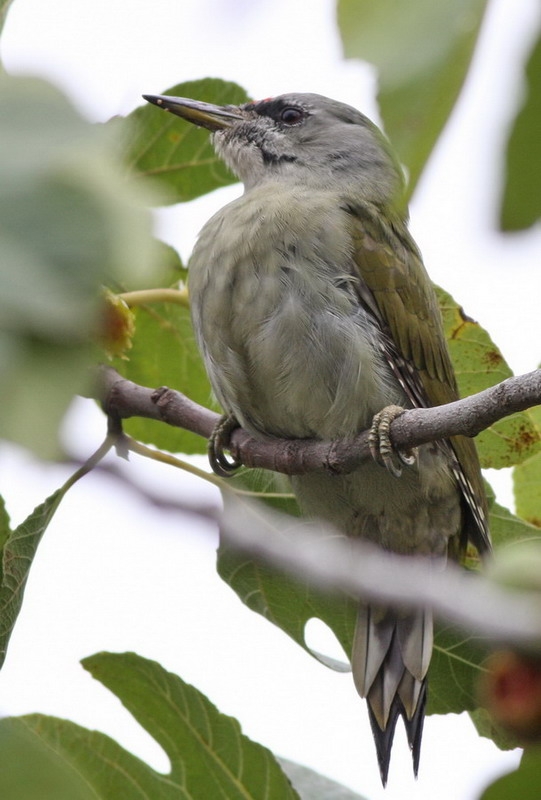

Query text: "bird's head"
[144, 91, 406, 205]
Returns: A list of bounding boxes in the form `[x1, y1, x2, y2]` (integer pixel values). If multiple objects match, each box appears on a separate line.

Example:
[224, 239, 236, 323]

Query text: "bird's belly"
[201, 273, 405, 441]
[189, 187, 409, 440]
[292, 448, 460, 556]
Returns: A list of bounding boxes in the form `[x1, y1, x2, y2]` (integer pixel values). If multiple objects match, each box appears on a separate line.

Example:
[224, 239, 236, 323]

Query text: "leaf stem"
[123, 435, 228, 490]
[121, 436, 295, 501]
[119, 288, 189, 308]
[61, 435, 116, 494]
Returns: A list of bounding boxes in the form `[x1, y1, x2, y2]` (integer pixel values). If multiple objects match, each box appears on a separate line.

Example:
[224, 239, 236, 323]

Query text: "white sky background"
[1, 0, 541, 798]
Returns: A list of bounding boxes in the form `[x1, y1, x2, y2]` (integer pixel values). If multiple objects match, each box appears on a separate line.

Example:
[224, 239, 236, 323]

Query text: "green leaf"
[488, 498, 541, 549]
[0, 495, 11, 555]
[480, 746, 541, 800]
[0, 488, 65, 669]
[500, 31, 541, 230]
[437, 287, 541, 468]
[0, 719, 96, 800]
[428, 625, 489, 715]
[514, 405, 541, 528]
[514, 453, 541, 528]
[218, 535, 356, 672]
[218, 478, 353, 668]
[0, 652, 300, 800]
[337, 0, 489, 195]
[0, 74, 159, 457]
[111, 245, 213, 454]
[126, 78, 250, 205]
[227, 468, 300, 517]
[469, 707, 520, 751]
[219, 477, 358, 672]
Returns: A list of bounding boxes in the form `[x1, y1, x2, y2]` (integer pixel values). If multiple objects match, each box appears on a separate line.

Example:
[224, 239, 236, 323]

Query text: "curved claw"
[369, 405, 417, 478]
[208, 414, 243, 477]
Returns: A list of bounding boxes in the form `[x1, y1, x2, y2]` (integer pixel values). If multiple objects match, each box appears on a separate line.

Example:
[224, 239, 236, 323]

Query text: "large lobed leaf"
[0, 652, 300, 800]
[126, 78, 249, 205]
[337, 0, 489, 196]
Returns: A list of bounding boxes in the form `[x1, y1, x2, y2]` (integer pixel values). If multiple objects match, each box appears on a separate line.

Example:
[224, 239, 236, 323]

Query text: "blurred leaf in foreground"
[500, 30, 541, 231]
[338, 0, 489, 195]
[0, 74, 159, 457]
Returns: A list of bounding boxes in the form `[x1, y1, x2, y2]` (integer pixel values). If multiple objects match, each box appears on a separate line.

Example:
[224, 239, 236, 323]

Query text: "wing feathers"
[347, 203, 491, 554]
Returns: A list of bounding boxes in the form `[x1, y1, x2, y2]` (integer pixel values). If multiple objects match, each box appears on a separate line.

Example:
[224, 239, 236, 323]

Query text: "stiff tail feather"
[352, 604, 432, 785]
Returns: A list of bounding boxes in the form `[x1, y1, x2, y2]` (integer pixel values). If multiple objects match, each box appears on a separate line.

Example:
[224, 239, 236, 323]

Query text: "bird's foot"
[208, 413, 242, 477]
[369, 405, 417, 478]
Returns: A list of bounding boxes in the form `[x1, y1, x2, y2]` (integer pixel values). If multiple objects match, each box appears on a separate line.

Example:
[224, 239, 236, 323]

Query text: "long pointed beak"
[143, 94, 244, 131]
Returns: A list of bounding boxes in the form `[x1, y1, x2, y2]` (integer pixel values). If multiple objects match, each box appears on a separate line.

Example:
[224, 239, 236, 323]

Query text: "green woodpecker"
[144, 91, 491, 784]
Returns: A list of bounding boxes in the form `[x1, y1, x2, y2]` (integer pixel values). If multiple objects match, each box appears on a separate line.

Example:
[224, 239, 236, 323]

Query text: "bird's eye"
[280, 107, 304, 125]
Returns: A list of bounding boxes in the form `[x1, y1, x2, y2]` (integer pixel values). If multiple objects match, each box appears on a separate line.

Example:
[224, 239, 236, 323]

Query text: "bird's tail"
[351, 604, 432, 785]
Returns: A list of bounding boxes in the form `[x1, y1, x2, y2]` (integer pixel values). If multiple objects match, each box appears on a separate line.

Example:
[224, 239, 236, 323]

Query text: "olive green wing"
[346, 203, 491, 555]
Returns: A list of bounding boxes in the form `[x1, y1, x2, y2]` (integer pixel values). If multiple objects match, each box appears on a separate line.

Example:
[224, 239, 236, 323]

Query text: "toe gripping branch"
[208, 414, 243, 477]
[368, 405, 417, 478]
[209, 406, 418, 479]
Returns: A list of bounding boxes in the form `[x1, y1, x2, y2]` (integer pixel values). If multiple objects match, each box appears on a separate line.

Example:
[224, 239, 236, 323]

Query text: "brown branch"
[96, 366, 541, 476]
